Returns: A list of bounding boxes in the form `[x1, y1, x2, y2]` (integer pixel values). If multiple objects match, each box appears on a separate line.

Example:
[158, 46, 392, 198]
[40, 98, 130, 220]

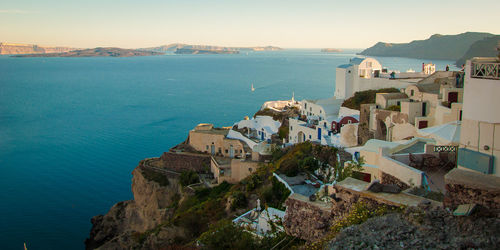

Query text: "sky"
[1, 0, 499, 49]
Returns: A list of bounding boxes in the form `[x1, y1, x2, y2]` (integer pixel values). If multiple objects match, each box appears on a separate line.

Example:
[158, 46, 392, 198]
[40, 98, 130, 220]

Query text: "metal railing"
[471, 62, 500, 80]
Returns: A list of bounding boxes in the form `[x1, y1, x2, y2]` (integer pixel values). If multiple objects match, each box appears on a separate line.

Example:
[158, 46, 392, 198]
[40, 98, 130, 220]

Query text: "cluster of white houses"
[180, 54, 499, 237]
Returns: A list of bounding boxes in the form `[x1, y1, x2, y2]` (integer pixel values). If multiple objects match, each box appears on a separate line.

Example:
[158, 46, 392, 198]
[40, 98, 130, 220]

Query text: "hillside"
[360, 32, 496, 61]
[142, 44, 282, 53]
[13, 47, 163, 57]
[455, 35, 500, 66]
[0, 42, 75, 55]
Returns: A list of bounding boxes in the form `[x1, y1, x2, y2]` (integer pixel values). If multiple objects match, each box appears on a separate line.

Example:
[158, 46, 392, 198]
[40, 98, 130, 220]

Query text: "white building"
[335, 57, 427, 100]
[289, 97, 359, 146]
[235, 115, 281, 141]
[458, 57, 500, 176]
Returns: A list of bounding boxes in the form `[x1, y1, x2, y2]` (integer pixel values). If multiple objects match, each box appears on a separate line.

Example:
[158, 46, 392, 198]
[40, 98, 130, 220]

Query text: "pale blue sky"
[1, 0, 499, 48]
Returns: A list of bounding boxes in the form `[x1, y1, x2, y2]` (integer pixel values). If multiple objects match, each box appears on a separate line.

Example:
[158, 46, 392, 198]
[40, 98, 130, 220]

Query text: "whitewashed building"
[335, 57, 427, 100]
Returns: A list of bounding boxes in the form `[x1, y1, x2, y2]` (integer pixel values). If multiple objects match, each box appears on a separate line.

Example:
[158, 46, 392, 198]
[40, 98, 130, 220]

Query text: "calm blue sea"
[0, 50, 457, 249]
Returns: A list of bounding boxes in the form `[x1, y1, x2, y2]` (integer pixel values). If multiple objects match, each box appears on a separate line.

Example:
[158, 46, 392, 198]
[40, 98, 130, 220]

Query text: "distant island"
[360, 32, 499, 65]
[0, 42, 75, 55]
[174, 48, 239, 54]
[321, 48, 343, 53]
[13, 47, 164, 57]
[141, 44, 283, 53]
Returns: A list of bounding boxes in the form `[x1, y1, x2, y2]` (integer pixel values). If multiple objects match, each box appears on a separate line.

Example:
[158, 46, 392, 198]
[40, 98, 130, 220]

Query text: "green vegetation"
[230, 191, 248, 210]
[140, 168, 169, 186]
[274, 142, 337, 177]
[278, 125, 289, 140]
[342, 88, 400, 110]
[385, 105, 401, 112]
[198, 219, 259, 249]
[179, 170, 199, 186]
[261, 177, 291, 210]
[335, 157, 365, 182]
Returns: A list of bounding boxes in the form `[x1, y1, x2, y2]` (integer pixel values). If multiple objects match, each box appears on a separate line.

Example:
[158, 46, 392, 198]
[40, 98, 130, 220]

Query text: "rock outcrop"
[85, 161, 182, 249]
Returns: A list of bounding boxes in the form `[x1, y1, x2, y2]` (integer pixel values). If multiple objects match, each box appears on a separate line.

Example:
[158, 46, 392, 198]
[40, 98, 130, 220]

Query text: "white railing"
[471, 62, 500, 80]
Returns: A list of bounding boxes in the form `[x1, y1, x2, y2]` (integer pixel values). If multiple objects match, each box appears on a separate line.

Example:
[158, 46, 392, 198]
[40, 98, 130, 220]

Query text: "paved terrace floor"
[337, 177, 442, 207]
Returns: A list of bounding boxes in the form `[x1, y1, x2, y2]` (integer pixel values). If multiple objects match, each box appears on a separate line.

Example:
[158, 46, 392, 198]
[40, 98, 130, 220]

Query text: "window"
[305, 103, 307, 109]
[218, 148, 222, 153]
[309, 135, 312, 139]
[206, 145, 209, 150]
[459, 110, 463, 121]
[320, 110, 322, 113]
[397, 101, 401, 106]
[290, 126, 293, 130]
[249, 168, 253, 172]
[310, 107, 312, 111]
[410, 90, 414, 96]
[348, 120, 352, 124]
[240, 150, 242, 153]
[225, 149, 228, 153]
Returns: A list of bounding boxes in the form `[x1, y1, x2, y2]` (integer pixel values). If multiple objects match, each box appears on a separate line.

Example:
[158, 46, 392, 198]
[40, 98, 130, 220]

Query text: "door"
[211, 144, 215, 155]
[419, 120, 428, 129]
[229, 145, 234, 158]
[261, 131, 264, 141]
[317, 128, 322, 140]
[448, 92, 458, 104]
[422, 102, 427, 116]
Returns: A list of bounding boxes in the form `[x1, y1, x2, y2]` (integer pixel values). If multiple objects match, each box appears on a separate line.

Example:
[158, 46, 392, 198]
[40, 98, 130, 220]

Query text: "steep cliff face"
[86, 163, 182, 249]
[0, 43, 75, 54]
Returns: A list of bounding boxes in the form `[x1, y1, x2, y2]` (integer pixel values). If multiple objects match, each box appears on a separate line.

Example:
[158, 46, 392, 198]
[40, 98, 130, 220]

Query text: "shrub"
[141, 168, 169, 186]
[198, 219, 259, 250]
[385, 105, 401, 111]
[231, 191, 247, 210]
[278, 125, 289, 140]
[179, 170, 199, 186]
[342, 88, 400, 110]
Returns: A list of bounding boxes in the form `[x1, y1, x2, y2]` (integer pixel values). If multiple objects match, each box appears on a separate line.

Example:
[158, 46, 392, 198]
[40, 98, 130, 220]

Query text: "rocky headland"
[13, 47, 163, 57]
[360, 32, 498, 64]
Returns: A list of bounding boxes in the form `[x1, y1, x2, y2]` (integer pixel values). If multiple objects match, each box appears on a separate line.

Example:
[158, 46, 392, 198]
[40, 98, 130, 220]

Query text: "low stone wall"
[444, 168, 500, 213]
[381, 172, 410, 190]
[159, 152, 210, 173]
[283, 194, 334, 241]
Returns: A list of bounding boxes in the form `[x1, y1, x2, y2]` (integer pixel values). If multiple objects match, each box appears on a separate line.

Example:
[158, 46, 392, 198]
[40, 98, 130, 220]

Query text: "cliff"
[0, 42, 75, 55]
[174, 48, 239, 54]
[85, 161, 182, 249]
[359, 32, 496, 61]
[142, 44, 282, 53]
[455, 35, 500, 66]
[14, 47, 163, 57]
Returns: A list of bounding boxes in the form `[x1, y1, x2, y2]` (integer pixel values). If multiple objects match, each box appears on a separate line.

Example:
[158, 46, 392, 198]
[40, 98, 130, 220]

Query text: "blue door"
[317, 128, 322, 140]
[261, 132, 264, 141]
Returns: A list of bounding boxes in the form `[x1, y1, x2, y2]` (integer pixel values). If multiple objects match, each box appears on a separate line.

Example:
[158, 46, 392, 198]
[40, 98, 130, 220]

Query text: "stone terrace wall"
[283, 180, 403, 242]
[283, 194, 334, 241]
[159, 152, 210, 173]
[444, 168, 500, 213]
[381, 172, 410, 190]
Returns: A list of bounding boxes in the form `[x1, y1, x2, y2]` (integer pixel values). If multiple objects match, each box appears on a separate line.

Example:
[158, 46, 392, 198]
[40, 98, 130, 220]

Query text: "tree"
[179, 170, 199, 186]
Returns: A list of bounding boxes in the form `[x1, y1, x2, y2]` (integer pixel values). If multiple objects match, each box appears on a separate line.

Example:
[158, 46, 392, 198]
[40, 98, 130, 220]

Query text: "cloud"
[0, 10, 36, 14]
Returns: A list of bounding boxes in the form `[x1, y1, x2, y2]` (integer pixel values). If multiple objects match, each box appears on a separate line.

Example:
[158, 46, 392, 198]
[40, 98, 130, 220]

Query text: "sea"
[0, 49, 458, 249]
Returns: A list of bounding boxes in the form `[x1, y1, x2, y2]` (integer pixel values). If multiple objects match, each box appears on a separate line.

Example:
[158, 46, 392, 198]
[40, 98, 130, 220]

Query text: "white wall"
[463, 60, 500, 123]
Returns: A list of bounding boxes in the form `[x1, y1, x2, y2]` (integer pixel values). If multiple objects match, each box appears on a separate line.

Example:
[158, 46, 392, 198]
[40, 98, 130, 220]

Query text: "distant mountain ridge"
[141, 44, 283, 52]
[360, 32, 498, 64]
[0, 42, 76, 55]
[13, 47, 163, 57]
[455, 35, 500, 66]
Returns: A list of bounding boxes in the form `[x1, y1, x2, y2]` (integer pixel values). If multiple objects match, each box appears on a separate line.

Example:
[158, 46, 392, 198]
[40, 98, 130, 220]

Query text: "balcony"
[471, 59, 500, 80]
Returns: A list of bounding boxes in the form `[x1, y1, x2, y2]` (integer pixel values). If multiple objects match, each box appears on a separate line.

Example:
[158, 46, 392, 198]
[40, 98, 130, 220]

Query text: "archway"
[298, 131, 305, 143]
